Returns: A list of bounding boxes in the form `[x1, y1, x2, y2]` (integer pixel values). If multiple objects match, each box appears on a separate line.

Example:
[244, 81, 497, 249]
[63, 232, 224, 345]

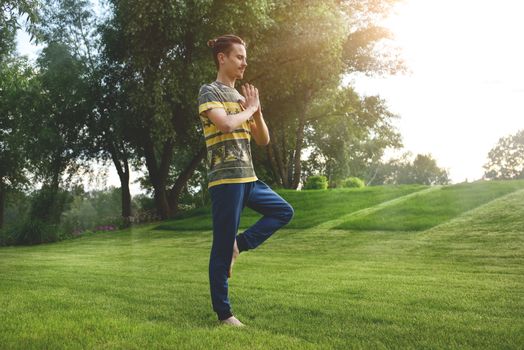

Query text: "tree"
[1, 0, 41, 60]
[0, 57, 35, 228]
[483, 129, 524, 180]
[410, 153, 450, 185]
[0, 0, 41, 228]
[369, 151, 450, 185]
[99, 0, 273, 219]
[20, 41, 94, 224]
[301, 87, 403, 188]
[35, 0, 137, 225]
[244, 0, 406, 189]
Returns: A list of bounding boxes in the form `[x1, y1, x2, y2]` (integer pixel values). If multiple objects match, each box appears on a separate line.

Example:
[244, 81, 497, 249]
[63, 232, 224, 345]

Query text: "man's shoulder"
[198, 82, 213, 93]
[200, 82, 226, 99]
[198, 81, 242, 104]
[199, 81, 221, 90]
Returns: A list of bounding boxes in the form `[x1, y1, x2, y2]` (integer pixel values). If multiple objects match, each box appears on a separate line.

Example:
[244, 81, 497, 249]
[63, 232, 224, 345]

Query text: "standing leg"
[208, 183, 246, 321]
[236, 179, 294, 253]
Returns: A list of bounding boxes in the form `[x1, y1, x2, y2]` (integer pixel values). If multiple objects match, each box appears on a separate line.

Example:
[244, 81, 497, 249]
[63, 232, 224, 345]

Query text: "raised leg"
[236, 179, 294, 252]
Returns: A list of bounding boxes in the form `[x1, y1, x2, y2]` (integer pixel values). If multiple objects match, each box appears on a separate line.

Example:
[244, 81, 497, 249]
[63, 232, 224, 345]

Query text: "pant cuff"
[217, 309, 233, 321]
[236, 234, 249, 253]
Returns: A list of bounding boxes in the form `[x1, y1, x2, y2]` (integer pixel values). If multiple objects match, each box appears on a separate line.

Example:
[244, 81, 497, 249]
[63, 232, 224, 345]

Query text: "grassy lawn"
[1, 180, 523, 349]
[334, 179, 524, 231]
[158, 184, 428, 231]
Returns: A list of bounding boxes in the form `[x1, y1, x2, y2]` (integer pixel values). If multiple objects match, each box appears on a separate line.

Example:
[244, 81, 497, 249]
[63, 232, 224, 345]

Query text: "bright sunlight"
[348, 0, 524, 183]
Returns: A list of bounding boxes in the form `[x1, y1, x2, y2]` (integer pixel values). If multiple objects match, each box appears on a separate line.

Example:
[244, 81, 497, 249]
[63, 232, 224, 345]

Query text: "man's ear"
[218, 52, 225, 65]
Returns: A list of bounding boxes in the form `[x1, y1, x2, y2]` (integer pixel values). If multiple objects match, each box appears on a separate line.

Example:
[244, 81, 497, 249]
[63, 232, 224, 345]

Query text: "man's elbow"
[257, 137, 270, 146]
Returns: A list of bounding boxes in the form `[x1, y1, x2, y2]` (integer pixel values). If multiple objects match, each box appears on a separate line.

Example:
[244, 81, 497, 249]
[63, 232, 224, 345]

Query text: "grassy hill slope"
[157, 184, 428, 230]
[334, 179, 524, 231]
[0, 180, 522, 349]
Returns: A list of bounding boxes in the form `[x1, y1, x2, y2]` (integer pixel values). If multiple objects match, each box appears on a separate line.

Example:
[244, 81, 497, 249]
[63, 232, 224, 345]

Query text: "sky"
[15, 0, 524, 194]
[345, 0, 524, 183]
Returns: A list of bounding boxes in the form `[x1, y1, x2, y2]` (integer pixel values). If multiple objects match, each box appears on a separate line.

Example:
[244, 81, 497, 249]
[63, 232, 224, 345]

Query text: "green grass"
[333, 179, 524, 231]
[1, 180, 523, 349]
[158, 184, 428, 230]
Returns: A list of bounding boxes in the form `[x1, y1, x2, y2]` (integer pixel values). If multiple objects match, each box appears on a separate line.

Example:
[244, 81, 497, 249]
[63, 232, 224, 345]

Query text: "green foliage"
[410, 154, 450, 185]
[341, 177, 365, 188]
[11, 39, 95, 228]
[0, 57, 35, 199]
[1, 0, 41, 59]
[29, 185, 69, 225]
[132, 193, 155, 213]
[245, 0, 406, 188]
[368, 151, 450, 185]
[483, 129, 524, 180]
[4, 218, 59, 245]
[60, 196, 99, 235]
[302, 88, 403, 187]
[303, 175, 328, 190]
[0, 227, 14, 246]
[59, 187, 136, 235]
[1, 186, 148, 246]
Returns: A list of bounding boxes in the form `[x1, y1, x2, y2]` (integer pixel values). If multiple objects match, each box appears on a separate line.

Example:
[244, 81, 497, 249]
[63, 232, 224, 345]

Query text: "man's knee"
[281, 203, 294, 223]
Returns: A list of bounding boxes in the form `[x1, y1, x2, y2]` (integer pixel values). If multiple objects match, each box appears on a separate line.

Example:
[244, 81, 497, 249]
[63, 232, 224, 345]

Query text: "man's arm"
[203, 83, 260, 133]
[249, 107, 270, 146]
[205, 106, 257, 134]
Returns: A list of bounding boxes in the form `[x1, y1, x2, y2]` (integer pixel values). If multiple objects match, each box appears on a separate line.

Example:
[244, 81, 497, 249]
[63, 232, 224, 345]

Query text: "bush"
[303, 175, 328, 190]
[341, 177, 366, 188]
[29, 185, 68, 225]
[0, 227, 15, 246]
[59, 195, 99, 235]
[8, 219, 59, 245]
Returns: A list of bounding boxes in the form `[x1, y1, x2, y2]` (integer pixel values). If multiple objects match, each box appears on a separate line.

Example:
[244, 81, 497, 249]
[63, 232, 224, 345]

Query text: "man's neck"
[215, 72, 235, 88]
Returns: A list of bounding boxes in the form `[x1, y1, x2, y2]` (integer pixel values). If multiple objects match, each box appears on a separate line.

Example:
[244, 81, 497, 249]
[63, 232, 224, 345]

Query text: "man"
[197, 34, 294, 327]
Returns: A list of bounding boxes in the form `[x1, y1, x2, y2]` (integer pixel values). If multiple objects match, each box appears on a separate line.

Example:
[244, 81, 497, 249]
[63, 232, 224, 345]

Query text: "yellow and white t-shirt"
[198, 80, 258, 189]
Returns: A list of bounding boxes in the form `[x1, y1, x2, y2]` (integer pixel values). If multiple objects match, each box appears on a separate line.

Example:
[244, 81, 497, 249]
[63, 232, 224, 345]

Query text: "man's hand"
[239, 83, 270, 146]
[240, 83, 262, 120]
[241, 83, 260, 115]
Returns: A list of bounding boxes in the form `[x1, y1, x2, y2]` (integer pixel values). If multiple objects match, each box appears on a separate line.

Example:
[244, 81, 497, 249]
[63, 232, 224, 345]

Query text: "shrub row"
[303, 175, 365, 189]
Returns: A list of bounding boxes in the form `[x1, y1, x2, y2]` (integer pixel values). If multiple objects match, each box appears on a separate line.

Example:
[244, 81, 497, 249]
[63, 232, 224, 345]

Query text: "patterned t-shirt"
[197, 80, 258, 189]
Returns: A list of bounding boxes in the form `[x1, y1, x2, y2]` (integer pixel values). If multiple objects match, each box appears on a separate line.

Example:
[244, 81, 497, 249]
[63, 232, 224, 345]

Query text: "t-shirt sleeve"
[198, 85, 225, 116]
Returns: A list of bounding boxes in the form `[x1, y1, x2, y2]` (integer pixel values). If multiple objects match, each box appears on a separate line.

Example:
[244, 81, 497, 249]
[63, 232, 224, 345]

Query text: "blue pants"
[208, 179, 294, 321]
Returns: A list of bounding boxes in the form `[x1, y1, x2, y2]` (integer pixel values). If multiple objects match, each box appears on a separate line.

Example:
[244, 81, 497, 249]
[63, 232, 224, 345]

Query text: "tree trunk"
[291, 114, 305, 189]
[266, 140, 283, 187]
[270, 126, 289, 187]
[108, 140, 133, 227]
[142, 131, 175, 220]
[0, 180, 5, 229]
[167, 145, 206, 218]
[290, 89, 311, 189]
[40, 155, 63, 225]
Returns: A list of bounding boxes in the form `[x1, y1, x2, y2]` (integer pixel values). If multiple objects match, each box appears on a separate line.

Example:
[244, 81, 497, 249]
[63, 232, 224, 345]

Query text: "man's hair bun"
[207, 39, 217, 48]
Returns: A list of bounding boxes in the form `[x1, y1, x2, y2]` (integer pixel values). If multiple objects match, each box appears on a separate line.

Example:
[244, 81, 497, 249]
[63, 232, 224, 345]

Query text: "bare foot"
[228, 238, 240, 278]
[219, 315, 245, 327]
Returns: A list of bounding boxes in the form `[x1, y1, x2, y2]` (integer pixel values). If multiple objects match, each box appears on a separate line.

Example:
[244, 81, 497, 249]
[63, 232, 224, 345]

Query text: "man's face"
[218, 43, 247, 80]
